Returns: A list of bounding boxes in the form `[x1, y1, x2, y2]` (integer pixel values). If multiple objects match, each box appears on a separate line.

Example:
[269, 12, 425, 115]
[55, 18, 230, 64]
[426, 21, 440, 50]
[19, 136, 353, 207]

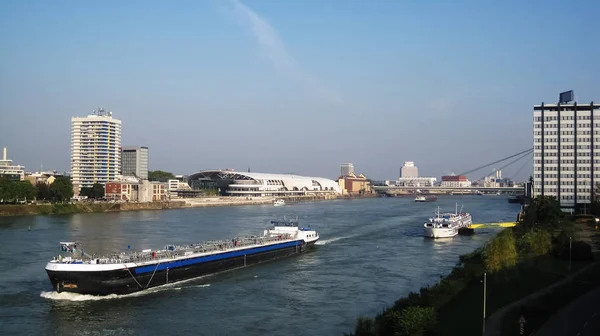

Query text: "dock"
[468, 222, 517, 229]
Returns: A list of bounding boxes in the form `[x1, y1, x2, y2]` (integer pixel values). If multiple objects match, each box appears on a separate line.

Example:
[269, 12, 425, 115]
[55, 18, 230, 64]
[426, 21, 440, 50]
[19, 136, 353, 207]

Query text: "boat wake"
[40, 290, 142, 301]
[315, 235, 354, 245]
[40, 281, 212, 301]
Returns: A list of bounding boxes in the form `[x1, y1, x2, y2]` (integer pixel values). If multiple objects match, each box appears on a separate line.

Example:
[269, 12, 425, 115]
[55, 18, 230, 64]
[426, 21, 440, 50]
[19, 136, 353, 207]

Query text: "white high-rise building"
[340, 163, 354, 177]
[71, 108, 122, 193]
[533, 99, 600, 210]
[400, 161, 419, 178]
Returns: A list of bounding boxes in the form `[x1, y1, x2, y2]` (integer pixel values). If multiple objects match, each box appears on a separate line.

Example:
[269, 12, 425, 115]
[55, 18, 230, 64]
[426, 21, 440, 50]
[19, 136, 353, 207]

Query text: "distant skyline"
[1, 0, 599, 181]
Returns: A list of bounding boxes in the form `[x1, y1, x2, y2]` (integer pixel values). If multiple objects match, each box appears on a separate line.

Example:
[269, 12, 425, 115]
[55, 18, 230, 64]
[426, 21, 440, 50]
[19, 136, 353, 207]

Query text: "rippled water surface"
[0, 196, 520, 335]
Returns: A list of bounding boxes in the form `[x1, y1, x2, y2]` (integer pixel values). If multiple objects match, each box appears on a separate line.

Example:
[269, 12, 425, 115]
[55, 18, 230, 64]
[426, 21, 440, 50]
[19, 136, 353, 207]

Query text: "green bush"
[353, 316, 376, 336]
[395, 306, 436, 336]
[518, 229, 552, 257]
[483, 229, 518, 272]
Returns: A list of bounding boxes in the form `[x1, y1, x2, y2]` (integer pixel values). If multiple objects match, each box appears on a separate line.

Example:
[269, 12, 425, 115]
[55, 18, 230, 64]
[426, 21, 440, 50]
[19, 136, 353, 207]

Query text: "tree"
[590, 183, 600, 216]
[483, 229, 518, 273]
[0, 176, 13, 202]
[518, 196, 566, 234]
[517, 229, 552, 257]
[14, 181, 37, 201]
[353, 317, 376, 336]
[79, 187, 93, 198]
[91, 183, 105, 199]
[0, 177, 36, 202]
[80, 183, 105, 199]
[36, 182, 51, 201]
[50, 176, 74, 202]
[148, 170, 175, 182]
[395, 306, 436, 336]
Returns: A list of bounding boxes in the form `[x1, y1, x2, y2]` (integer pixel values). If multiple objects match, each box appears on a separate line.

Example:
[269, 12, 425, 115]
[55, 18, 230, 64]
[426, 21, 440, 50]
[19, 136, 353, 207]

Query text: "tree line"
[0, 176, 74, 203]
[148, 170, 175, 182]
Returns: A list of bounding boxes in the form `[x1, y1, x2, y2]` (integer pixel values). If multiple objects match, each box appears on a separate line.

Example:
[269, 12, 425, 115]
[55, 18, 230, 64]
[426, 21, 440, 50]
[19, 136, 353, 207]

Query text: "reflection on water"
[0, 196, 521, 336]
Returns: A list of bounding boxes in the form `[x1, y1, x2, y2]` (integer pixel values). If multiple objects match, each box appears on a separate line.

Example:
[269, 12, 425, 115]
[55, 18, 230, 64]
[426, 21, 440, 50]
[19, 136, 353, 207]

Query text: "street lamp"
[568, 236, 572, 272]
[482, 272, 487, 336]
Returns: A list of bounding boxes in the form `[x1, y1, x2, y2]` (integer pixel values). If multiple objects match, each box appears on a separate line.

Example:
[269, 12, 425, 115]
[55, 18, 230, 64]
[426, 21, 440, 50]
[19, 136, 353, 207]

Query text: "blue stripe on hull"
[134, 240, 303, 274]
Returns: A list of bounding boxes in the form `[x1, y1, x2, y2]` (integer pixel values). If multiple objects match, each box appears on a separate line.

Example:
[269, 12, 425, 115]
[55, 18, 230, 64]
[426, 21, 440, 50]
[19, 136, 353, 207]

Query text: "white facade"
[440, 180, 472, 188]
[188, 170, 342, 197]
[394, 177, 437, 187]
[400, 161, 419, 178]
[71, 109, 122, 191]
[167, 179, 191, 191]
[0, 147, 25, 180]
[340, 163, 354, 177]
[533, 102, 600, 208]
[121, 146, 148, 180]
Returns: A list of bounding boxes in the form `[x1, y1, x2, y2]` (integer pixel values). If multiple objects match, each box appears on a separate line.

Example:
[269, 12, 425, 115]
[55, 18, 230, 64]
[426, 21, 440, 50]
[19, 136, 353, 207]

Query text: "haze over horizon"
[1, 0, 599, 181]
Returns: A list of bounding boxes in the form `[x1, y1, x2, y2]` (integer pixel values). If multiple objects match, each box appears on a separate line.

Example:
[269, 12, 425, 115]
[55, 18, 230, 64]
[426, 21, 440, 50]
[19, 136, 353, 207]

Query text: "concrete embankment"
[0, 194, 377, 217]
[0, 201, 187, 217]
[182, 193, 377, 208]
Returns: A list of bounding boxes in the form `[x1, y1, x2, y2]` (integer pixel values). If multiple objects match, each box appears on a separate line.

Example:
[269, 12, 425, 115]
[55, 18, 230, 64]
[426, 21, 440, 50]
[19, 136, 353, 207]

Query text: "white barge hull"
[424, 227, 458, 238]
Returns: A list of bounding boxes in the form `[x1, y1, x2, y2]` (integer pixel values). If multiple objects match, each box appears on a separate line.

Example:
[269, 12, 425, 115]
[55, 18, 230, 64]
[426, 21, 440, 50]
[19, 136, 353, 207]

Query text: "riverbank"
[0, 193, 377, 217]
[347, 197, 599, 336]
[0, 201, 187, 217]
[181, 193, 376, 208]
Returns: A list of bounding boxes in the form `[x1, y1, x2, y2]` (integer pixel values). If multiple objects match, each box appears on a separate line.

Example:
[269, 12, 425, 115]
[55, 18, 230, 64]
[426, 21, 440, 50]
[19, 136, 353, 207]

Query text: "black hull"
[47, 240, 316, 296]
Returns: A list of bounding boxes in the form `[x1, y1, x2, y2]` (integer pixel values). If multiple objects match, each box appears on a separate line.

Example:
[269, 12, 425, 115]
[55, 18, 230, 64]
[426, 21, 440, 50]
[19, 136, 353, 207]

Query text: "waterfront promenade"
[534, 286, 600, 336]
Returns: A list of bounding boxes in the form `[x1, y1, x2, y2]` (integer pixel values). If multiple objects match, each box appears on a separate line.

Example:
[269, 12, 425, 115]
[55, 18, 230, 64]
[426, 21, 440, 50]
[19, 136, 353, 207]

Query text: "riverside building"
[70, 108, 122, 194]
[121, 146, 149, 180]
[187, 170, 342, 197]
[533, 92, 600, 211]
[0, 147, 25, 181]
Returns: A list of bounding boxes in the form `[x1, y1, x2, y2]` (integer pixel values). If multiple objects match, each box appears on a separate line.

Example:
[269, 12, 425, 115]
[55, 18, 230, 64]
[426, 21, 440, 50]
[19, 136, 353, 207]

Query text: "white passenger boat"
[423, 204, 472, 238]
[273, 199, 285, 206]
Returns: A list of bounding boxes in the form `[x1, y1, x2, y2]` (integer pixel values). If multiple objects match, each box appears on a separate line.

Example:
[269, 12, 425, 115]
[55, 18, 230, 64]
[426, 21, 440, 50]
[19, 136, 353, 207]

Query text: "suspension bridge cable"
[459, 147, 533, 176]
[477, 150, 533, 181]
[510, 154, 534, 180]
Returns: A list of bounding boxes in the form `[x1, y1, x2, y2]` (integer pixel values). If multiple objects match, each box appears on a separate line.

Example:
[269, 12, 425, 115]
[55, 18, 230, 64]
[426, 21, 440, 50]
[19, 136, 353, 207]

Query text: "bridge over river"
[374, 185, 526, 195]
[377, 148, 532, 196]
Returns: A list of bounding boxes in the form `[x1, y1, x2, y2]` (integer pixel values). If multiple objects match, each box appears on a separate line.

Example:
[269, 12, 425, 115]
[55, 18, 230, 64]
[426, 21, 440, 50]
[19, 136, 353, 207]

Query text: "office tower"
[533, 93, 599, 210]
[340, 163, 354, 176]
[121, 146, 149, 179]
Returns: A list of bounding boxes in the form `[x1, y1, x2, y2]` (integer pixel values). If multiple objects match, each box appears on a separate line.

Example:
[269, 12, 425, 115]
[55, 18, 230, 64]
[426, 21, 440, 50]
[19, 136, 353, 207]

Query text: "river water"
[0, 196, 520, 336]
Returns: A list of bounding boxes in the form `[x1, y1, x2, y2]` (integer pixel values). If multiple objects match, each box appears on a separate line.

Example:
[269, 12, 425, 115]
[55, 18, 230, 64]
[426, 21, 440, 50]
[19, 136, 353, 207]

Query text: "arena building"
[187, 170, 342, 197]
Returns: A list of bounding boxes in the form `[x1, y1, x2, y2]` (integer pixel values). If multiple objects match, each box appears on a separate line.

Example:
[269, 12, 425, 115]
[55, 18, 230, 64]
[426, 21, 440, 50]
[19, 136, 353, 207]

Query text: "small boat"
[508, 196, 524, 204]
[415, 195, 437, 202]
[273, 199, 285, 206]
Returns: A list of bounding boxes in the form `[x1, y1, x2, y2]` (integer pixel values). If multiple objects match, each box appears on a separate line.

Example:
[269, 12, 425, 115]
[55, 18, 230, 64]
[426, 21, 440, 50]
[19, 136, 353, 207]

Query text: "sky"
[1, 0, 599, 181]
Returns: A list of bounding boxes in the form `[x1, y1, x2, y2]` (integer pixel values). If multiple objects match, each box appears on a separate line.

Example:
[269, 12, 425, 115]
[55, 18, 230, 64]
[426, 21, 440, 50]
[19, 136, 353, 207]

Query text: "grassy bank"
[348, 196, 598, 336]
[0, 201, 186, 217]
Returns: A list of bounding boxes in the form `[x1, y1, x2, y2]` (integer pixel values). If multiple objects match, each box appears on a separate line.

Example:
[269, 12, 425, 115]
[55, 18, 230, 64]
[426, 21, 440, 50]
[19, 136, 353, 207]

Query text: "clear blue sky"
[1, 0, 599, 181]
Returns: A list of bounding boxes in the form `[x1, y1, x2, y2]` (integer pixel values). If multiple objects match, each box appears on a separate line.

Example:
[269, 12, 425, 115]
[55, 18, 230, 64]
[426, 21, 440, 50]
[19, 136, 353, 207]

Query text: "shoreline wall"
[0, 201, 187, 217]
[0, 193, 377, 217]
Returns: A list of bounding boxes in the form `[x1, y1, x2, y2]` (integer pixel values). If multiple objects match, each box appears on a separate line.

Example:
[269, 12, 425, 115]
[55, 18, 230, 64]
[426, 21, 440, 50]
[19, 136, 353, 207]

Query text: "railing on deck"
[56, 232, 296, 265]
